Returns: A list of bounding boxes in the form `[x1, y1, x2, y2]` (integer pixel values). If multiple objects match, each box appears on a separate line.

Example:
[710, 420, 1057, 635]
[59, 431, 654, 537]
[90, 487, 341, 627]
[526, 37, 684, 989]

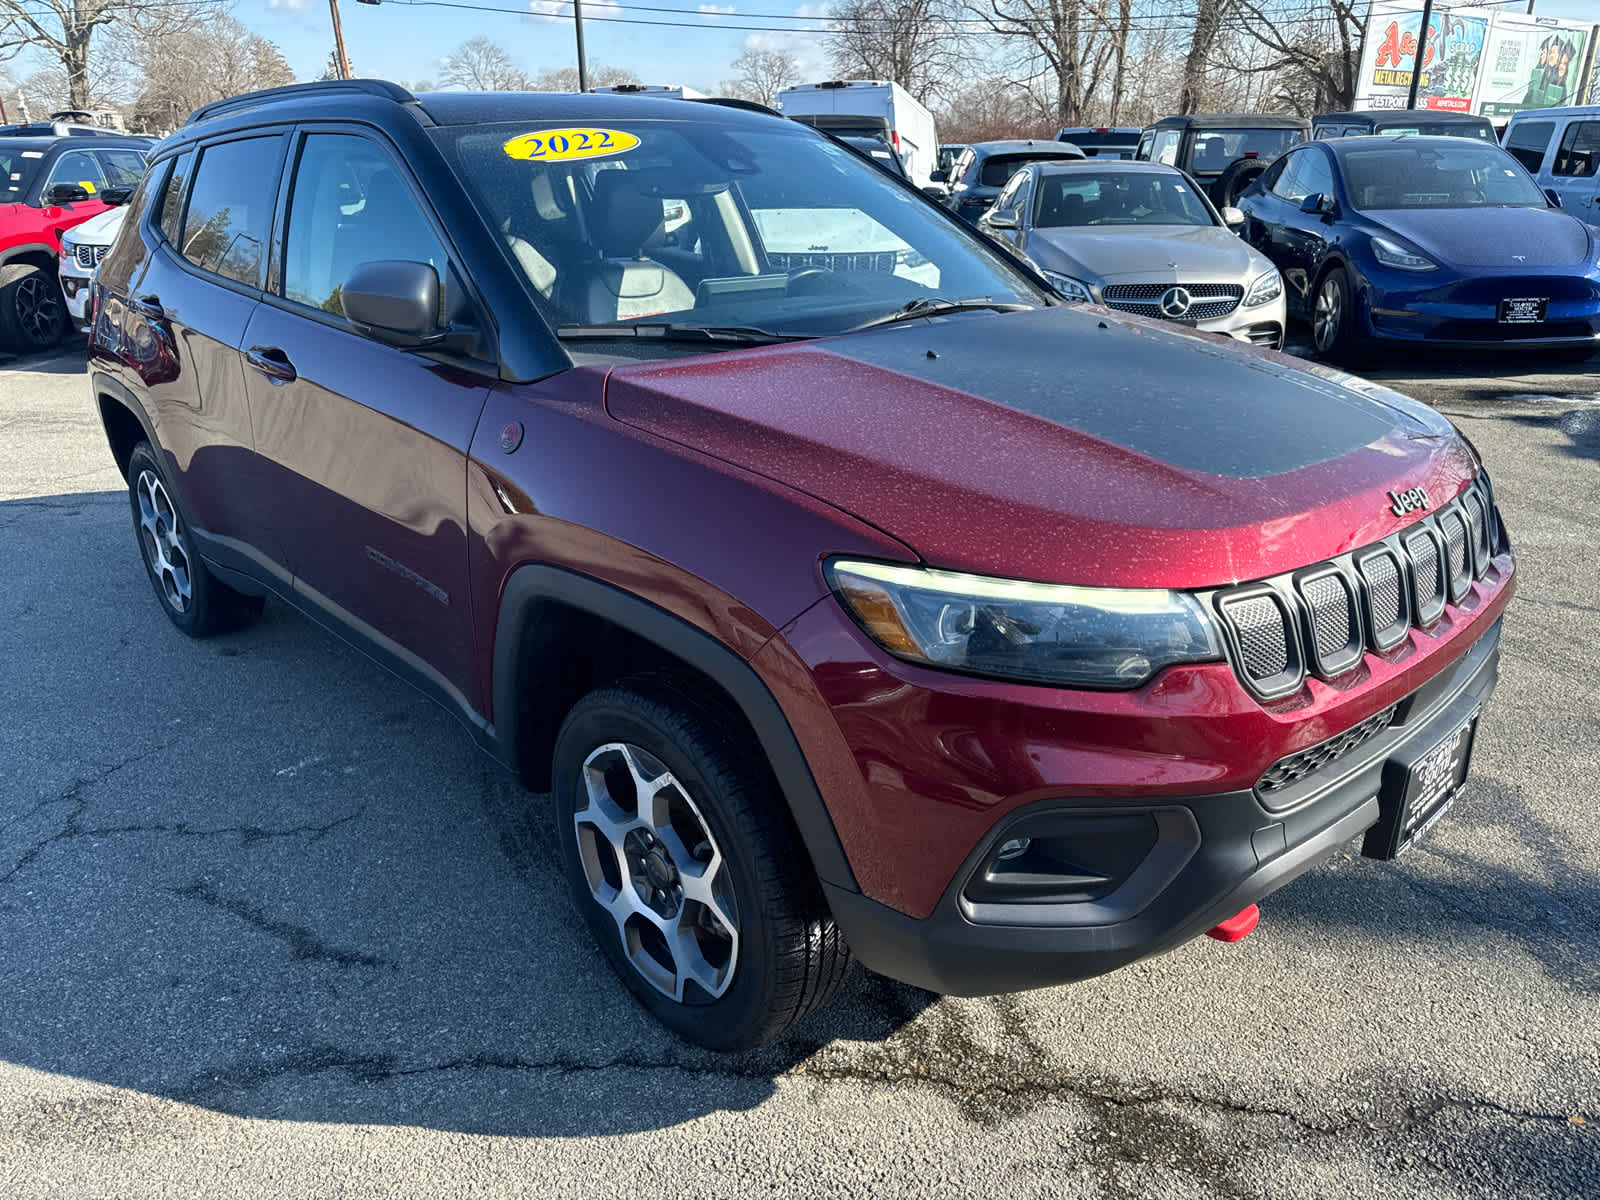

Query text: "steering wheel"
[786, 267, 835, 296]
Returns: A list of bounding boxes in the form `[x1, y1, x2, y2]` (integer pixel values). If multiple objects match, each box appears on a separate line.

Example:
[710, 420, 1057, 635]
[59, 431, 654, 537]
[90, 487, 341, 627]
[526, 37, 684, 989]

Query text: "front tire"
[1312, 265, 1365, 365]
[0, 262, 66, 352]
[553, 674, 852, 1050]
[127, 442, 263, 637]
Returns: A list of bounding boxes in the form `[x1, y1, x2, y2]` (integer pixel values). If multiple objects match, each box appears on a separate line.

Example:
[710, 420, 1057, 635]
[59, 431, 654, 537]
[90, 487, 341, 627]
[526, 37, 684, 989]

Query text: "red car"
[90, 83, 1515, 1050]
[0, 128, 150, 350]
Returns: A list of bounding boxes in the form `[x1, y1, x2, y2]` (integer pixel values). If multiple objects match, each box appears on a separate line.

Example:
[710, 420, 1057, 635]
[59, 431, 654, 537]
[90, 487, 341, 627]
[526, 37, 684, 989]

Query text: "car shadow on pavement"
[0, 345, 90, 375]
[1506, 405, 1600, 464]
[0, 491, 935, 1138]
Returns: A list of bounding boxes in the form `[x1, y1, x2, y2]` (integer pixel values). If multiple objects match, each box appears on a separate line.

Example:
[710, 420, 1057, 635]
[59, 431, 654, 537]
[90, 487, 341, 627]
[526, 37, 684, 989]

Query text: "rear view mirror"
[342, 259, 443, 348]
[46, 182, 90, 205]
[1544, 188, 1562, 208]
[1221, 205, 1245, 227]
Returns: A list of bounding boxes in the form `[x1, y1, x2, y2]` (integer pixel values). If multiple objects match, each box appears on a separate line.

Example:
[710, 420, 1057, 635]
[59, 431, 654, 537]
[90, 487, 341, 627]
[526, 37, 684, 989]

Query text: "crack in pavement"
[167, 881, 393, 970]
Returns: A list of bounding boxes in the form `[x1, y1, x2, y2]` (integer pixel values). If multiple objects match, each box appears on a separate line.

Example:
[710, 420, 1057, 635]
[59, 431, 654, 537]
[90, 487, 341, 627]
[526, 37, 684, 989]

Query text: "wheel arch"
[0, 244, 58, 274]
[92, 372, 158, 482]
[492, 564, 858, 892]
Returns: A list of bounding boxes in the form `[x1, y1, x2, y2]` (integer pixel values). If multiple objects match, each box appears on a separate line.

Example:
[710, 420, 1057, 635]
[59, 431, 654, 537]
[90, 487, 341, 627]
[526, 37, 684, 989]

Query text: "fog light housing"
[963, 812, 1160, 907]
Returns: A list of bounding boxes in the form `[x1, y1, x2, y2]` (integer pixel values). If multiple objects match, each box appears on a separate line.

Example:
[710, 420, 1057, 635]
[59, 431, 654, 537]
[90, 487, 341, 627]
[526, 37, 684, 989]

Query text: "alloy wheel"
[135, 469, 192, 612]
[16, 273, 63, 345]
[1314, 277, 1343, 353]
[573, 742, 739, 1003]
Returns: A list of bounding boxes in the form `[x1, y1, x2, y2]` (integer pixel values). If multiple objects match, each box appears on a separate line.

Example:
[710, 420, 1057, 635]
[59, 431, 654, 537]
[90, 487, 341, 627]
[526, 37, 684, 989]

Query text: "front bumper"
[57, 260, 93, 321]
[824, 617, 1503, 995]
[1358, 260, 1600, 347]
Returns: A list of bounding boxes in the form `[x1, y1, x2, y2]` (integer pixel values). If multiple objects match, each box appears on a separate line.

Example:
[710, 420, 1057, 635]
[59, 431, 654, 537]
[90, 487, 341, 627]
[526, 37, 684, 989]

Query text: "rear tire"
[553, 673, 852, 1050]
[0, 262, 66, 352]
[127, 442, 263, 637]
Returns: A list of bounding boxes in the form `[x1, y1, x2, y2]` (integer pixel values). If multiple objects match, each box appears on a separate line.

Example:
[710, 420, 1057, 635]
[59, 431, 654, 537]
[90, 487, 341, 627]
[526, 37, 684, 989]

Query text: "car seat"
[565, 172, 695, 322]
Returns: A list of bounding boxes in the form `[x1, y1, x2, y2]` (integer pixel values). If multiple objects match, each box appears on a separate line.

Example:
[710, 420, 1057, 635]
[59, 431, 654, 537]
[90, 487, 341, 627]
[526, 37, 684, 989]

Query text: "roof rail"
[185, 79, 417, 126]
[690, 96, 782, 119]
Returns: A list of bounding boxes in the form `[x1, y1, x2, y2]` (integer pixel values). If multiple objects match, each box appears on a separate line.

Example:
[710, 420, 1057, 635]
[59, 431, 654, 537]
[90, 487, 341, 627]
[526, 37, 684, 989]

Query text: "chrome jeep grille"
[768, 251, 898, 274]
[74, 243, 107, 270]
[1210, 475, 1503, 703]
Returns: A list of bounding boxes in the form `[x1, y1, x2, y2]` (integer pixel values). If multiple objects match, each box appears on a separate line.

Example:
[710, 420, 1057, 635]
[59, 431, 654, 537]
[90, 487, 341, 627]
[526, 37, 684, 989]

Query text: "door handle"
[245, 344, 297, 383]
[131, 294, 164, 319]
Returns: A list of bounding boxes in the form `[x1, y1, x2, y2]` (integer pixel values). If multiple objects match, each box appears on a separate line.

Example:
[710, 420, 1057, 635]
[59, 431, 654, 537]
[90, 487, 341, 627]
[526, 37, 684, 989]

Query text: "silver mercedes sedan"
[977, 159, 1287, 350]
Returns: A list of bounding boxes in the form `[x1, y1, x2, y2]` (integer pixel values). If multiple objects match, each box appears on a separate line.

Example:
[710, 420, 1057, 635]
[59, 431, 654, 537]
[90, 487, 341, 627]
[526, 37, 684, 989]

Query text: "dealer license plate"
[1363, 709, 1478, 860]
[1499, 297, 1547, 324]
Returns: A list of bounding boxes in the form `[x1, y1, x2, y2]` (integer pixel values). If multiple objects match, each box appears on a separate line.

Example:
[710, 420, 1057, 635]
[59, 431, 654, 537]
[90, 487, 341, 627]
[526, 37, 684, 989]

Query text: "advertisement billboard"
[1355, 2, 1491, 112]
[1473, 14, 1592, 117]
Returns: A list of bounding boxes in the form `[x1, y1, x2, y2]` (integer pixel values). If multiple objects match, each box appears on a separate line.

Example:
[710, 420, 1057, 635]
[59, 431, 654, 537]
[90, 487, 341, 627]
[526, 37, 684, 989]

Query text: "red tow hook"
[1205, 904, 1260, 943]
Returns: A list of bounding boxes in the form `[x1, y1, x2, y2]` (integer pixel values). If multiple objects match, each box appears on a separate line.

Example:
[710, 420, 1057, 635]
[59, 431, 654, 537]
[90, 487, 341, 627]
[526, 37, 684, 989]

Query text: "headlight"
[1041, 270, 1094, 303]
[1243, 269, 1282, 306]
[1371, 235, 1436, 271]
[825, 558, 1222, 689]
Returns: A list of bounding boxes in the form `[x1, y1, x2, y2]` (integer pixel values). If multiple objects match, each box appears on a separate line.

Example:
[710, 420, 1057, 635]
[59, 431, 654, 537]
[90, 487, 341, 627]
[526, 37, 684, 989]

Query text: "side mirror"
[986, 208, 1019, 229]
[341, 259, 444, 349]
[1299, 192, 1334, 215]
[1221, 205, 1245, 227]
[929, 166, 947, 183]
[921, 185, 948, 201]
[46, 182, 91, 204]
[1544, 188, 1562, 208]
[101, 186, 134, 207]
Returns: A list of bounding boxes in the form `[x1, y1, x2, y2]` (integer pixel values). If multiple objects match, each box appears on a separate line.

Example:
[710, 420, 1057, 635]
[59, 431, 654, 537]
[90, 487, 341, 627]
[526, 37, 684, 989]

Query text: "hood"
[603, 307, 1476, 589]
[1376, 206, 1592, 267]
[1027, 224, 1258, 284]
[61, 203, 127, 247]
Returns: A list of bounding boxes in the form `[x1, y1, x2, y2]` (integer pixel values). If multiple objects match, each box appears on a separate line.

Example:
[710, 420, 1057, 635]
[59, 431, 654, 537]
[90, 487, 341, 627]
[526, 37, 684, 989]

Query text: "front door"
[241, 130, 491, 706]
[1548, 118, 1600, 220]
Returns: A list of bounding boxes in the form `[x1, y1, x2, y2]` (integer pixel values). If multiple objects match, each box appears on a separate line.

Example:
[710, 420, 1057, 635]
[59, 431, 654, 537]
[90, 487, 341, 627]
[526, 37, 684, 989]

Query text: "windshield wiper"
[845, 297, 1034, 333]
[557, 322, 808, 346]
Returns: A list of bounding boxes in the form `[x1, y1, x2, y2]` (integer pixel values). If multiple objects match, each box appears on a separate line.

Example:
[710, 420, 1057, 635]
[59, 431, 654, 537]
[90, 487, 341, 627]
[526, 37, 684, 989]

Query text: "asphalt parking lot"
[1, 339, 1596, 1199]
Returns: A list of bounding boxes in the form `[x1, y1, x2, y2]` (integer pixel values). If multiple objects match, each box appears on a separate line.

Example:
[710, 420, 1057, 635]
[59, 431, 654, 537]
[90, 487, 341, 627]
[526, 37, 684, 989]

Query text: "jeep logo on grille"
[1388, 486, 1430, 517]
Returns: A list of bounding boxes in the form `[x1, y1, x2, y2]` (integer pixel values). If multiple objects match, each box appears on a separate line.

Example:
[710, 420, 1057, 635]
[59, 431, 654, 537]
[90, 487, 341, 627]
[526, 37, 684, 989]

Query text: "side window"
[283, 133, 448, 323]
[45, 149, 106, 196]
[1503, 120, 1554, 172]
[1135, 132, 1154, 161]
[157, 151, 194, 244]
[180, 138, 280, 288]
[953, 149, 974, 183]
[1552, 121, 1600, 178]
[1271, 151, 1306, 200]
[1295, 150, 1334, 200]
[1151, 130, 1181, 167]
[95, 149, 147, 189]
[1257, 156, 1289, 193]
[995, 170, 1026, 212]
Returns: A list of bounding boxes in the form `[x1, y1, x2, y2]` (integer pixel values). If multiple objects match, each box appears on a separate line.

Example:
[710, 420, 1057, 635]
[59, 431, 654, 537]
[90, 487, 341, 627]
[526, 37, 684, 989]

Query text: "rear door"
[240, 127, 492, 705]
[1547, 118, 1600, 219]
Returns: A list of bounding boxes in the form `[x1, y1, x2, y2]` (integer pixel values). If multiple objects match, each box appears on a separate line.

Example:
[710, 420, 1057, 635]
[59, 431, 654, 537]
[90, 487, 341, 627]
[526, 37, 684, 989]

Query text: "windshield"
[1342, 143, 1546, 210]
[1372, 122, 1495, 141]
[1188, 129, 1301, 174]
[979, 152, 1079, 188]
[432, 119, 1047, 338]
[0, 147, 46, 202]
[1034, 170, 1214, 227]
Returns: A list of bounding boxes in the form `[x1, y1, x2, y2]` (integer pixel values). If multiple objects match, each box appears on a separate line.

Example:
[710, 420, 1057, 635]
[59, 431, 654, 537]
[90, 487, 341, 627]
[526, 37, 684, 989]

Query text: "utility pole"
[573, 0, 589, 91]
[1405, 0, 1434, 109]
[329, 0, 353, 79]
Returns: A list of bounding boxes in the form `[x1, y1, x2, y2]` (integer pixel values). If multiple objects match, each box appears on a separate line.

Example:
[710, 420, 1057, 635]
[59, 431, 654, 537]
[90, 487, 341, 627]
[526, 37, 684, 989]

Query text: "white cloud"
[266, 0, 310, 9]
[527, 0, 623, 21]
[741, 28, 830, 81]
[697, 3, 735, 12]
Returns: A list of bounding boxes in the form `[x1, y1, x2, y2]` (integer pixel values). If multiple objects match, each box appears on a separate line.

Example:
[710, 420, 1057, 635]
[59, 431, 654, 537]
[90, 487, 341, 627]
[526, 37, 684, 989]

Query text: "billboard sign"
[1356, 2, 1491, 112]
[1473, 14, 1592, 117]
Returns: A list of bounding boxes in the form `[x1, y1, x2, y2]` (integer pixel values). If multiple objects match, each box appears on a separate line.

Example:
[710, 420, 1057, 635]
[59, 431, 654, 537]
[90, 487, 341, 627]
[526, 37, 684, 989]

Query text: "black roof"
[0, 132, 150, 151]
[1145, 112, 1310, 131]
[1319, 133, 1504, 159]
[1315, 109, 1493, 125]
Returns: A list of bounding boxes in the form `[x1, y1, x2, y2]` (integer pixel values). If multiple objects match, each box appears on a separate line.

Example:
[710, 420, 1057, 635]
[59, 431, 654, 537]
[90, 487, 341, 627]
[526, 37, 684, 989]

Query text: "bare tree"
[827, 0, 963, 104]
[723, 47, 800, 107]
[1178, 0, 1237, 114]
[531, 63, 639, 91]
[439, 36, 530, 91]
[1234, 0, 1363, 112]
[0, 0, 218, 109]
[131, 13, 293, 131]
[934, 73, 1055, 141]
[971, 0, 1126, 126]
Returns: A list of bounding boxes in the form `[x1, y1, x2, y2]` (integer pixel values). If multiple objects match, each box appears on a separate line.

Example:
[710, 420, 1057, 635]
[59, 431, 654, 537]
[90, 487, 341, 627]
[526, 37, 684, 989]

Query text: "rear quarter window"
[1504, 120, 1555, 172]
[157, 151, 194, 244]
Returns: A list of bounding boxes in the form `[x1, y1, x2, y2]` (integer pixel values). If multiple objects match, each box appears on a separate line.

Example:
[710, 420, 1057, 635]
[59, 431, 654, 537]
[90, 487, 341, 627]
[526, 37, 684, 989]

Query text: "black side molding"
[492, 565, 858, 893]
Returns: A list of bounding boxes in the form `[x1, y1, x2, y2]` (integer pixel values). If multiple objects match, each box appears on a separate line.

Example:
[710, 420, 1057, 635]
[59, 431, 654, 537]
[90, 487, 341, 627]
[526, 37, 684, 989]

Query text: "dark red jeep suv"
[90, 82, 1515, 1050]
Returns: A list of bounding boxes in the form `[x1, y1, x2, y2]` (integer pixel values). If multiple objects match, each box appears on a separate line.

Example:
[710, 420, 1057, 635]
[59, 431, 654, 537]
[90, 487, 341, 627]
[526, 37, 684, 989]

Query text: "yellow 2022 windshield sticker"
[503, 128, 640, 163]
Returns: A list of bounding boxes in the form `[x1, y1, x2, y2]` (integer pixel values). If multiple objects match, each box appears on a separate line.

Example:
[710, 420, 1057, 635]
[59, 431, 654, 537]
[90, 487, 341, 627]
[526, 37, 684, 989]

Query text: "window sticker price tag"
[504, 128, 640, 163]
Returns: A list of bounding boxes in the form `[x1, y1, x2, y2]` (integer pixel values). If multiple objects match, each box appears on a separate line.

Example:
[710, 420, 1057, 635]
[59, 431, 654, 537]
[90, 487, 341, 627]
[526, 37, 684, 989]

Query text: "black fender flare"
[0, 242, 59, 270]
[492, 564, 858, 892]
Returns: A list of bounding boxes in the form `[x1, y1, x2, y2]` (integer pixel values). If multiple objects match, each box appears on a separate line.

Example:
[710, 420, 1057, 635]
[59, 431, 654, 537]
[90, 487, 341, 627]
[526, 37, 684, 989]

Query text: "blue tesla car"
[1234, 135, 1600, 362]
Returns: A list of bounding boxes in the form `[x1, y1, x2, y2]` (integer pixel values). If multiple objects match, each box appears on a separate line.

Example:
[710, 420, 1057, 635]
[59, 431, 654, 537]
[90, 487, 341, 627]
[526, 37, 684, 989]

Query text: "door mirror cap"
[1299, 192, 1335, 215]
[45, 182, 91, 204]
[986, 208, 1019, 229]
[929, 166, 947, 183]
[921, 185, 949, 201]
[342, 259, 443, 348]
[1544, 188, 1562, 208]
[100, 186, 134, 207]
[1221, 205, 1245, 227]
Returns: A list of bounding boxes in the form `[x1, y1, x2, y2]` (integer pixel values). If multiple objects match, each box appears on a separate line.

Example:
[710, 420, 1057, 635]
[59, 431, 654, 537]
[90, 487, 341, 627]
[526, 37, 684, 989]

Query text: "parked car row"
[90, 80, 1519, 1053]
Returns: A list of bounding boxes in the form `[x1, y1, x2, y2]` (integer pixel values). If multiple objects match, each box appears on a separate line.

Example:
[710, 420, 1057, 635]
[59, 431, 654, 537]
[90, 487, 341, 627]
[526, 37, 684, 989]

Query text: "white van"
[1502, 106, 1600, 219]
[775, 80, 938, 188]
[589, 84, 708, 100]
